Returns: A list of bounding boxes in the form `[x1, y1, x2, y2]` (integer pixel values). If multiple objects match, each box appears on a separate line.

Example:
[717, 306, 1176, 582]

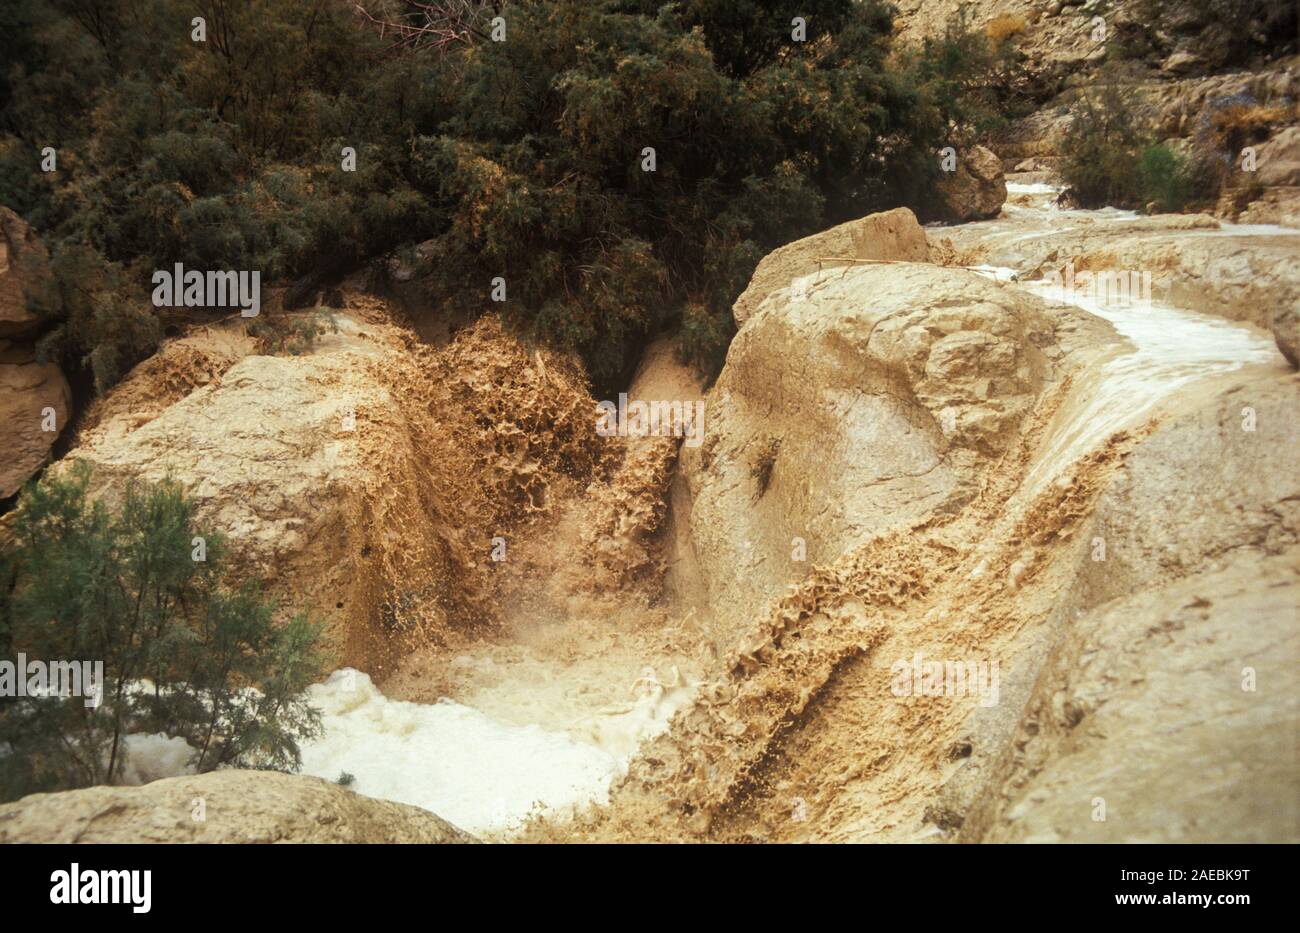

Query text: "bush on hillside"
[1059, 78, 1149, 208]
[1135, 144, 1195, 212]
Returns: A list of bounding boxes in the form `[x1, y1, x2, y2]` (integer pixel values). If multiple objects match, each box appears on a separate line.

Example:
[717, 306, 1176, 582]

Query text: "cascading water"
[291, 178, 1285, 837]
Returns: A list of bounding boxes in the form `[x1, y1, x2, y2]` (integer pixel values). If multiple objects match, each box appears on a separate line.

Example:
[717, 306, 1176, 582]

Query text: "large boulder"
[57, 304, 602, 678]
[961, 374, 1300, 842]
[936, 145, 1008, 222]
[667, 261, 1096, 640]
[59, 309, 484, 676]
[1254, 125, 1300, 188]
[0, 770, 476, 843]
[731, 207, 929, 328]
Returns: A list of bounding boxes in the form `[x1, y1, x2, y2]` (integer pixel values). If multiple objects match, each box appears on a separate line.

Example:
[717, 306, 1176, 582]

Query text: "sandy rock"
[668, 262, 1072, 637]
[1012, 157, 1057, 173]
[0, 206, 68, 498]
[1161, 49, 1201, 75]
[0, 770, 476, 843]
[964, 374, 1300, 842]
[77, 319, 257, 438]
[936, 204, 1300, 334]
[937, 145, 1008, 222]
[1254, 125, 1300, 188]
[0, 360, 70, 499]
[1234, 186, 1300, 228]
[59, 310, 483, 675]
[731, 207, 928, 328]
[56, 305, 602, 677]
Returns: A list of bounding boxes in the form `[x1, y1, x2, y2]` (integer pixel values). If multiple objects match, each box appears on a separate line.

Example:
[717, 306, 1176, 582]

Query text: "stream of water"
[290, 181, 1285, 836]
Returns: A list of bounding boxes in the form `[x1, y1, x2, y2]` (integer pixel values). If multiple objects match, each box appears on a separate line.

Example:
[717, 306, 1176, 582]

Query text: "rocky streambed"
[2, 179, 1297, 844]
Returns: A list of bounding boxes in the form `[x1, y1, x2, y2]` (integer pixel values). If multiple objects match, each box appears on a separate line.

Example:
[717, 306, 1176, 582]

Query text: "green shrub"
[1059, 78, 1148, 208]
[1136, 144, 1194, 212]
[0, 464, 325, 802]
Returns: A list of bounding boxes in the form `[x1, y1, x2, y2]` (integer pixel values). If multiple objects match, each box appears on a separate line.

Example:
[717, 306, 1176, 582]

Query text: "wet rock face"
[0, 771, 476, 843]
[964, 376, 1300, 843]
[731, 207, 929, 328]
[54, 304, 603, 677]
[936, 146, 1008, 222]
[57, 309, 484, 675]
[934, 182, 1300, 339]
[669, 262, 1062, 637]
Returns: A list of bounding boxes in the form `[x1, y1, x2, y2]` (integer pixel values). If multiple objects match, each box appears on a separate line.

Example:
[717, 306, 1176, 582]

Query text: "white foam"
[116, 733, 197, 785]
[297, 668, 688, 836]
[1006, 182, 1061, 195]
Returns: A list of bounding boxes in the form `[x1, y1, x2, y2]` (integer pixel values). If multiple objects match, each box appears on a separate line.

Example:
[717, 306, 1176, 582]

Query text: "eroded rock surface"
[667, 260, 1104, 644]
[962, 374, 1300, 842]
[732, 207, 929, 328]
[54, 302, 602, 678]
[0, 206, 48, 342]
[937, 176, 1300, 337]
[0, 358, 70, 499]
[0, 770, 476, 843]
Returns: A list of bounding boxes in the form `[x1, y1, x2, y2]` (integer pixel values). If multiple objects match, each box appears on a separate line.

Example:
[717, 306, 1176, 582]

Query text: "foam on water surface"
[298, 668, 690, 837]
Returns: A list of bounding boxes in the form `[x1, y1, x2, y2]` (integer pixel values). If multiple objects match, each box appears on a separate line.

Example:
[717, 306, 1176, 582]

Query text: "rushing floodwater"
[286, 180, 1284, 834]
[297, 667, 691, 836]
[976, 180, 1282, 492]
[1016, 281, 1278, 493]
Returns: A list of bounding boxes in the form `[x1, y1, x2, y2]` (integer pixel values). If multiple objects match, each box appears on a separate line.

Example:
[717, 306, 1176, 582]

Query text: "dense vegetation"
[0, 464, 324, 802]
[0, 0, 1010, 392]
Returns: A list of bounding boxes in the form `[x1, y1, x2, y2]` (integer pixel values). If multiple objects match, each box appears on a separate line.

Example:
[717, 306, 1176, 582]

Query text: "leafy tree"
[0, 463, 324, 802]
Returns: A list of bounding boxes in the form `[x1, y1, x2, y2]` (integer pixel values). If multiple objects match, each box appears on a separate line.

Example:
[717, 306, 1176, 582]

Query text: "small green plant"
[908, 3, 1031, 148]
[337, 771, 356, 787]
[1136, 144, 1194, 212]
[0, 463, 326, 802]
